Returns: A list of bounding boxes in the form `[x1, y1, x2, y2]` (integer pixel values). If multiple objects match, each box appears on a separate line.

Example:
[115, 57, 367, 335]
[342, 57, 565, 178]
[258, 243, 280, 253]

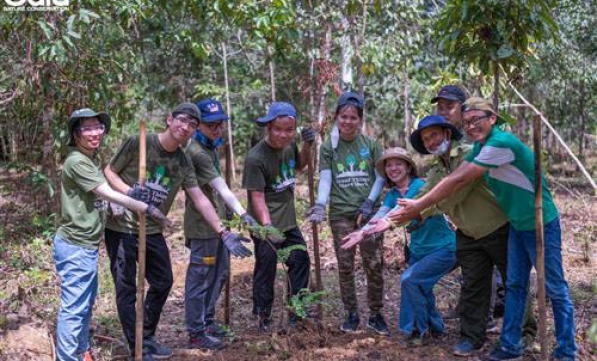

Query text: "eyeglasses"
[462, 115, 490, 129]
[79, 124, 106, 135]
[205, 122, 226, 131]
[175, 115, 199, 128]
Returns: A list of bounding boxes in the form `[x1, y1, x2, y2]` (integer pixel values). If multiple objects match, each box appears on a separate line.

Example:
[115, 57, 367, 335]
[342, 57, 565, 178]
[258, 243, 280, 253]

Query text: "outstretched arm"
[210, 177, 246, 215]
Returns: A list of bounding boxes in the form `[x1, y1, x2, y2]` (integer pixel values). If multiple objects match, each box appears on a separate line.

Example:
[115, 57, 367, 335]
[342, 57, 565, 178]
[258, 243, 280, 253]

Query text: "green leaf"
[37, 21, 54, 40]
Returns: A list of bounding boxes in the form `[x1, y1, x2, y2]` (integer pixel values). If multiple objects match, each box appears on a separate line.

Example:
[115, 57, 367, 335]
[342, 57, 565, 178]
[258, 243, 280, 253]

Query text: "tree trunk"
[221, 42, 236, 182]
[268, 44, 276, 102]
[492, 62, 499, 110]
[403, 71, 412, 147]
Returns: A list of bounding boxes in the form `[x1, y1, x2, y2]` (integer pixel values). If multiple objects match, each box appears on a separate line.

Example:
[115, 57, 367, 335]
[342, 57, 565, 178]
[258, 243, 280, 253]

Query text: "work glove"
[356, 198, 375, 223]
[306, 203, 326, 224]
[221, 230, 252, 258]
[240, 213, 258, 227]
[301, 127, 316, 143]
[146, 204, 172, 228]
[127, 185, 151, 204]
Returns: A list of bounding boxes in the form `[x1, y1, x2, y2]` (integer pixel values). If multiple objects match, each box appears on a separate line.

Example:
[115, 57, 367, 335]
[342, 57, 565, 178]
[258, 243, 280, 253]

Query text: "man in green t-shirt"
[390, 98, 576, 361]
[104, 103, 249, 360]
[54, 109, 169, 361]
[183, 98, 255, 351]
[242, 102, 314, 331]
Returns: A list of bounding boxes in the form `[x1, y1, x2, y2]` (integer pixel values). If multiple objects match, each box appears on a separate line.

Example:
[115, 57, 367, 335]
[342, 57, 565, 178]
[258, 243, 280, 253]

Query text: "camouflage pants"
[331, 217, 384, 314]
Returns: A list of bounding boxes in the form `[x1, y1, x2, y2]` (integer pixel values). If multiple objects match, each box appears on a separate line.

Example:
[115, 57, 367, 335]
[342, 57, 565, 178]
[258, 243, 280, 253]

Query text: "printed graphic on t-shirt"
[272, 159, 296, 193]
[335, 148, 371, 189]
[136, 164, 172, 206]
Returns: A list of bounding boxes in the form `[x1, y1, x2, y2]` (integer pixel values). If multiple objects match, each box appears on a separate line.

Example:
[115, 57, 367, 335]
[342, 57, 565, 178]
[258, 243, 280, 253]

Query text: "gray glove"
[240, 213, 258, 227]
[306, 203, 326, 224]
[127, 185, 151, 204]
[301, 127, 316, 143]
[146, 204, 171, 228]
[221, 230, 252, 258]
[357, 198, 375, 220]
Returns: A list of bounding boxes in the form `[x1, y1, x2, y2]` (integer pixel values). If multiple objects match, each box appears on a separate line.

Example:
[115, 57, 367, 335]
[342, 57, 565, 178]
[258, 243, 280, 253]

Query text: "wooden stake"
[307, 142, 323, 319]
[533, 114, 548, 361]
[223, 119, 233, 326]
[134, 119, 147, 361]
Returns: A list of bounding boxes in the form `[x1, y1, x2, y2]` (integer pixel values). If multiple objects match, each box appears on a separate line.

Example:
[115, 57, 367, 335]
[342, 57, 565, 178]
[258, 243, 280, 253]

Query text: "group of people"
[53, 85, 577, 361]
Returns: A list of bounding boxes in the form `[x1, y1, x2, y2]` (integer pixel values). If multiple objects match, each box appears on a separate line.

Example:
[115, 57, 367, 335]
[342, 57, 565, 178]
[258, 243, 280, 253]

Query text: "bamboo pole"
[134, 119, 147, 361]
[508, 82, 596, 193]
[307, 143, 323, 319]
[533, 115, 548, 361]
[222, 42, 236, 183]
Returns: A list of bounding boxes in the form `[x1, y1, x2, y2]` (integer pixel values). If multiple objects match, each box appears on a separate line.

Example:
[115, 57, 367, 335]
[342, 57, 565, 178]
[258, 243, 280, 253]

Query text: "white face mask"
[427, 139, 450, 155]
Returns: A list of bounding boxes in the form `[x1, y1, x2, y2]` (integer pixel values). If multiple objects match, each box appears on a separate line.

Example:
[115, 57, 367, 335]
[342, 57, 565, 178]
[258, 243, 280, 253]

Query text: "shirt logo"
[359, 147, 370, 158]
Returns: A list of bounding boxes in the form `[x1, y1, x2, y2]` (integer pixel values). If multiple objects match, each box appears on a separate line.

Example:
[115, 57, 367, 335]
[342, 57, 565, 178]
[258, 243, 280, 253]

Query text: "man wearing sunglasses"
[390, 98, 576, 361]
[103, 103, 248, 361]
[183, 98, 256, 351]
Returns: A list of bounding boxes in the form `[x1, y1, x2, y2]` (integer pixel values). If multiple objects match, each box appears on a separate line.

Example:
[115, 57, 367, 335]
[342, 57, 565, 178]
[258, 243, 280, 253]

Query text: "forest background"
[0, 0, 595, 360]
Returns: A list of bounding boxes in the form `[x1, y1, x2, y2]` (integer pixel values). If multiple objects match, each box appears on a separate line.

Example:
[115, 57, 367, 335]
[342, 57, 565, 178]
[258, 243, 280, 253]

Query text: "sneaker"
[453, 340, 478, 357]
[80, 351, 94, 361]
[143, 338, 172, 359]
[189, 335, 226, 351]
[483, 347, 522, 361]
[487, 319, 500, 334]
[206, 323, 230, 338]
[258, 314, 273, 332]
[340, 312, 359, 333]
[406, 332, 430, 347]
[367, 313, 389, 336]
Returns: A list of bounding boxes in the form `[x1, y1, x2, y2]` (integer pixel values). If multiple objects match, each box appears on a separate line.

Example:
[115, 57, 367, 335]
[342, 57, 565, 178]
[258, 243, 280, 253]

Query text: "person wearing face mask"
[341, 147, 456, 347]
[371, 115, 536, 357]
[306, 92, 388, 335]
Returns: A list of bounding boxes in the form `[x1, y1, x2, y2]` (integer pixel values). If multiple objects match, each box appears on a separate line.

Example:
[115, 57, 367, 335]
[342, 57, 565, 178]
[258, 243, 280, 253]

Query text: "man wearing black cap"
[242, 102, 313, 331]
[104, 103, 247, 361]
[432, 85, 468, 129]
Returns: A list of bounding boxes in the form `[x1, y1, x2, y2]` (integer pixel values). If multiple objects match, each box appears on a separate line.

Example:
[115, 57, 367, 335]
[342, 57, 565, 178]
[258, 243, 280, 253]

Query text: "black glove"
[146, 204, 171, 228]
[221, 230, 252, 258]
[240, 213, 258, 227]
[127, 185, 151, 204]
[306, 203, 326, 224]
[301, 127, 316, 143]
[357, 199, 374, 220]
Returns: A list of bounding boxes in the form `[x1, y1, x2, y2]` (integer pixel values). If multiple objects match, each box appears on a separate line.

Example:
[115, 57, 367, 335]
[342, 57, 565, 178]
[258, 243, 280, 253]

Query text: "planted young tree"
[434, 0, 558, 108]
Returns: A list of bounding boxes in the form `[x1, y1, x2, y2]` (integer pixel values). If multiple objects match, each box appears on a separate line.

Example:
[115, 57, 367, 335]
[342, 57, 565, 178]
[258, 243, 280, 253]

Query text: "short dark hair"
[336, 103, 364, 118]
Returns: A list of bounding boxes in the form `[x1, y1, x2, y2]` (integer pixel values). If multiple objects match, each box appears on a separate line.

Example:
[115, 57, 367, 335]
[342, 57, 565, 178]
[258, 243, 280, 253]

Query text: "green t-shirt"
[242, 139, 299, 232]
[419, 141, 508, 240]
[319, 134, 382, 220]
[105, 133, 198, 235]
[56, 147, 107, 249]
[465, 127, 559, 231]
[183, 140, 225, 239]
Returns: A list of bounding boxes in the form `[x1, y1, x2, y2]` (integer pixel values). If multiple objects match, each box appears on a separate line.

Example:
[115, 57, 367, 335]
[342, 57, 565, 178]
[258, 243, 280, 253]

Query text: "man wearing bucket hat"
[183, 98, 256, 350]
[390, 98, 577, 361]
[306, 91, 388, 335]
[104, 102, 248, 360]
[55, 109, 170, 361]
[242, 102, 313, 331]
[406, 115, 537, 356]
[342, 147, 455, 345]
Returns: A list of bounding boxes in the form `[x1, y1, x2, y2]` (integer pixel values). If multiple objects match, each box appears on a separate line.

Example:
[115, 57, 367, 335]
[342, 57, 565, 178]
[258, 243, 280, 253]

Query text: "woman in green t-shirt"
[54, 109, 169, 361]
[306, 92, 388, 335]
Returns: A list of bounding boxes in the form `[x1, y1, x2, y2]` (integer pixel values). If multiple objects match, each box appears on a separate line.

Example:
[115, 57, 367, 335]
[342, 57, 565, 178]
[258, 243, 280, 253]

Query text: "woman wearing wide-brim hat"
[342, 147, 456, 346]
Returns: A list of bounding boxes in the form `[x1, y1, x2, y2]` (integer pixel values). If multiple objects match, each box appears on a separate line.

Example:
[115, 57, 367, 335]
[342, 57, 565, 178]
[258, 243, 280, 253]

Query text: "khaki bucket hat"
[375, 147, 418, 179]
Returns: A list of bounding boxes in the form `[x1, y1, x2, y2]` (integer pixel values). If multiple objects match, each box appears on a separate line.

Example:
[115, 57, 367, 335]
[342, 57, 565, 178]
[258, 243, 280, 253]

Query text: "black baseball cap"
[431, 85, 467, 104]
[172, 102, 201, 121]
[336, 91, 364, 113]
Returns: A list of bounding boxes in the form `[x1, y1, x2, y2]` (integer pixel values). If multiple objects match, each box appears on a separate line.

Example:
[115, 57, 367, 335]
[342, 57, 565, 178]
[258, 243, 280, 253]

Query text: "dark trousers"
[104, 229, 173, 351]
[457, 223, 536, 347]
[252, 227, 310, 316]
[185, 237, 229, 336]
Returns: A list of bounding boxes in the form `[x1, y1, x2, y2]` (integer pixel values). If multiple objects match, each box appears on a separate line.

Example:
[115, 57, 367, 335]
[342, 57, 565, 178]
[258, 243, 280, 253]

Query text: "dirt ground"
[0, 179, 595, 361]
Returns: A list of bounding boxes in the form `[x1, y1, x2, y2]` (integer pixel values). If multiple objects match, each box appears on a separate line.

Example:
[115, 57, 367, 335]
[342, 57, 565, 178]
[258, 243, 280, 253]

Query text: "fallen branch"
[507, 81, 596, 193]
